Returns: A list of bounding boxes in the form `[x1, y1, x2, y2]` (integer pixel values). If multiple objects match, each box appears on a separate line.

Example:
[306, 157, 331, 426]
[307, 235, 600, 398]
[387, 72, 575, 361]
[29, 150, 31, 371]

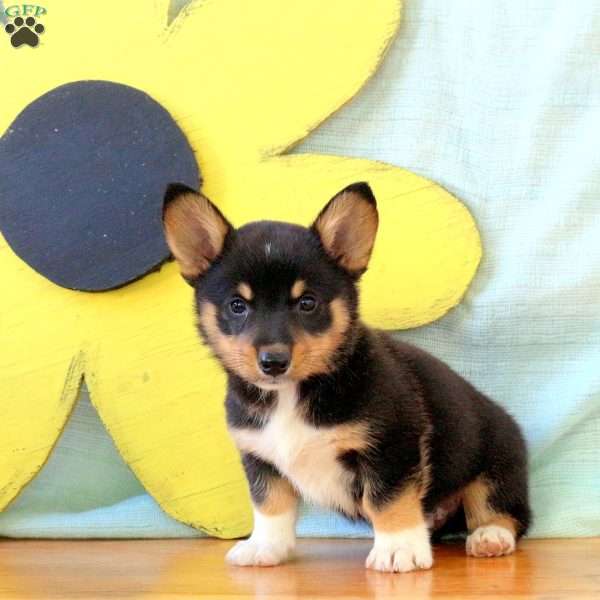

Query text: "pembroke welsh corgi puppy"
[162, 181, 530, 573]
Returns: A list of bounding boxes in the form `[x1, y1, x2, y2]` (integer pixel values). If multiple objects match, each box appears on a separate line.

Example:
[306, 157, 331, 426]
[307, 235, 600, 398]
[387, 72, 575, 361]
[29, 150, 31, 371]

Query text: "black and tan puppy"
[162, 182, 530, 573]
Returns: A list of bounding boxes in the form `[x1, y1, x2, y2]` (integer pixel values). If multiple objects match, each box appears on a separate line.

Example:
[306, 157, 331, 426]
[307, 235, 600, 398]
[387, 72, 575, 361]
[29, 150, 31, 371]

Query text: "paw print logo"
[4, 16, 45, 48]
[0, 0, 480, 537]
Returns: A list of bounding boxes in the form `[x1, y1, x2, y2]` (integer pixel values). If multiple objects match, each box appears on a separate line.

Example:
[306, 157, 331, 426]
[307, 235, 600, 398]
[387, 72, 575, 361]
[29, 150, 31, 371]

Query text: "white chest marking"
[231, 384, 362, 516]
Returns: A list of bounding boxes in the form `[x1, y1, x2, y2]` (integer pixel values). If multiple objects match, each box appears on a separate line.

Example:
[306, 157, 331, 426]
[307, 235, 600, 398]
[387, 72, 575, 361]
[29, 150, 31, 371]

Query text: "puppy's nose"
[258, 346, 291, 376]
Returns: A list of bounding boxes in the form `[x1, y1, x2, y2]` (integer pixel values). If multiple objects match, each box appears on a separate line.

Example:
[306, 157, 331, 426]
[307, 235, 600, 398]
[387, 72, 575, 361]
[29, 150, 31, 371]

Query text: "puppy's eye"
[298, 294, 317, 313]
[229, 297, 248, 315]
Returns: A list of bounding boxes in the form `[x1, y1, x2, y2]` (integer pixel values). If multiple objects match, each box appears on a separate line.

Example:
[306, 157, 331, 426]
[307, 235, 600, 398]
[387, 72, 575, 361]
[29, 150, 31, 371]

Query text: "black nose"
[258, 349, 290, 376]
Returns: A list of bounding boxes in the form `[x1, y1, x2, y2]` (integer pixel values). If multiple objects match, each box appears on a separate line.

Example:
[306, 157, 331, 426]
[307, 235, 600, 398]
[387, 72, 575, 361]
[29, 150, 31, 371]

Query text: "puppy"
[162, 181, 530, 573]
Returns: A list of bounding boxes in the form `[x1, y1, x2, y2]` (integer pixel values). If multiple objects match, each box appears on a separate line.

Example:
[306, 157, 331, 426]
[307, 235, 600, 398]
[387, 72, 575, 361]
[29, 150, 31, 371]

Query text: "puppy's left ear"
[312, 182, 378, 276]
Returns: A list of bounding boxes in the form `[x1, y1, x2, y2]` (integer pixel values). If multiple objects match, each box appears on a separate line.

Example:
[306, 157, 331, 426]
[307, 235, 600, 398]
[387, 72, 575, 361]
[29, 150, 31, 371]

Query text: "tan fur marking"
[164, 191, 229, 279]
[492, 515, 519, 535]
[314, 190, 378, 272]
[237, 282, 254, 301]
[333, 422, 373, 453]
[258, 478, 298, 516]
[363, 484, 425, 533]
[291, 279, 306, 299]
[289, 420, 373, 470]
[463, 477, 518, 536]
[199, 302, 259, 382]
[463, 477, 491, 530]
[291, 298, 350, 379]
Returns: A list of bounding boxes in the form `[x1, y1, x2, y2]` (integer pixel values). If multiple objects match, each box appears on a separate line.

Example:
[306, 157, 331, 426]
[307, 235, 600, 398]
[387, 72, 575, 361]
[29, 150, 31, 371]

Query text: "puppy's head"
[163, 182, 378, 389]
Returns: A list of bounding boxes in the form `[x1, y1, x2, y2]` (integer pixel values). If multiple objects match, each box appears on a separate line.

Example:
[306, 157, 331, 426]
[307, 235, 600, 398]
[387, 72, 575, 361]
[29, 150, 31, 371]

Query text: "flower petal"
[0, 235, 84, 509]
[84, 268, 251, 538]
[164, 0, 401, 159]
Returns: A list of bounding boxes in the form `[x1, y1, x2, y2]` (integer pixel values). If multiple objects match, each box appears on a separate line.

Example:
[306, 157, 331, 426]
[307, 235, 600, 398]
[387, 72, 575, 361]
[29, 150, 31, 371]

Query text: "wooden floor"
[0, 538, 597, 599]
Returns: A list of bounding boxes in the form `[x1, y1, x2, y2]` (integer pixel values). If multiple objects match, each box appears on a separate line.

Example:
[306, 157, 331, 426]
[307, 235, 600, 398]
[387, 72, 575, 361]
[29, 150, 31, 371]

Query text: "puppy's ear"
[312, 182, 378, 276]
[162, 183, 232, 284]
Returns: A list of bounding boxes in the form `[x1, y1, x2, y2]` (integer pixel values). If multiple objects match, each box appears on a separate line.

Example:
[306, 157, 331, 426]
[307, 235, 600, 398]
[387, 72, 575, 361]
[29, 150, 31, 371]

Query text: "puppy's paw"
[466, 525, 516, 557]
[366, 526, 433, 573]
[226, 539, 292, 567]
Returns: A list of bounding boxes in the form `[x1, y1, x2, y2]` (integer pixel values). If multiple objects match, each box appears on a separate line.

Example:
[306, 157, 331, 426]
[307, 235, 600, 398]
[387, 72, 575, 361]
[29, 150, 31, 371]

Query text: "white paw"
[226, 539, 292, 567]
[466, 525, 516, 557]
[366, 525, 433, 573]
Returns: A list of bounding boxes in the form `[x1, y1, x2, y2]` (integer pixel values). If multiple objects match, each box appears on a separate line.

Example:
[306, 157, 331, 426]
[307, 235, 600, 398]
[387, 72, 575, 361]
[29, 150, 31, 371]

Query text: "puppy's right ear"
[162, 183, 232, 284]
[312, 182, 378, 277]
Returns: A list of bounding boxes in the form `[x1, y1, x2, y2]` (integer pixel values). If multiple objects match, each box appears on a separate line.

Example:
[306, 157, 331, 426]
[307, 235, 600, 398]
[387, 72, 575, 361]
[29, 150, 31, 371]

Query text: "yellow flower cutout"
[0, 0, 481, 537]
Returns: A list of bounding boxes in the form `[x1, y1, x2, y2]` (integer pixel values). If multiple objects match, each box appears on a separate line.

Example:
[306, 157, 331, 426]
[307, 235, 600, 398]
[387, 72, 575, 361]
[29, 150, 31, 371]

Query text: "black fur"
[241, 453, 283, 506]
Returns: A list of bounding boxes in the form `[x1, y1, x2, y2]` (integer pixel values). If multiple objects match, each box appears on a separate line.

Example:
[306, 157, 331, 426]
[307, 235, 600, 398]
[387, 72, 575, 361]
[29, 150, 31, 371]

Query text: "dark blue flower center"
[0, 80, 199, 291]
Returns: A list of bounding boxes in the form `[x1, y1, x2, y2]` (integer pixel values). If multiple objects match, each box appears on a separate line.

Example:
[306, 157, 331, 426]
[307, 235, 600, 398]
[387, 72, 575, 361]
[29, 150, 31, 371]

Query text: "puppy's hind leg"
[463, 471, 530, 558]
[464, 397, 531, 558]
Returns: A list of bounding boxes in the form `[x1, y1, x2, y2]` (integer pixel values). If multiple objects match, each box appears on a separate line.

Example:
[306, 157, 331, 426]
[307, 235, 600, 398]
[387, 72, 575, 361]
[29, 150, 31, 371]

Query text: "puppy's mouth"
[254, 373, 293, 391]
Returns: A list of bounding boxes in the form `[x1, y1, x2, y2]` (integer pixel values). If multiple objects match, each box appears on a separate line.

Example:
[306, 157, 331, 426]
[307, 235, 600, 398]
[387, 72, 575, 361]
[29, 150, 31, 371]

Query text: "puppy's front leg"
[227, 454, 298, 567]
[363, 483, 433, 573]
